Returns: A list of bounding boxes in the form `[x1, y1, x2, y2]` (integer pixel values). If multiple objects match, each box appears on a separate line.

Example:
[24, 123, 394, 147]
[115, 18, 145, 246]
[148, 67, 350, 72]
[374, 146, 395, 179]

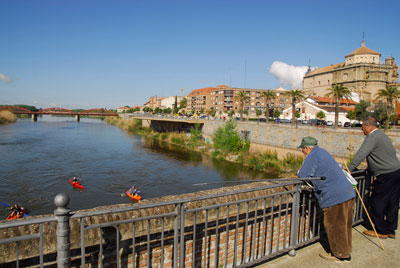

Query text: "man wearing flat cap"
[298, 136, 355, 263]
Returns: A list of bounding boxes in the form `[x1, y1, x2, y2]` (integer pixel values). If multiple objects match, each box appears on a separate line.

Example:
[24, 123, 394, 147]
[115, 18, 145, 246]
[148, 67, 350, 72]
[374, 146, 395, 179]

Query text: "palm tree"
[261, 90, 276, 123]
[284, 89, 306, 126]
[375, 85, 400, 130]
[325, 83, 352, 129]
[235, 91, 249, 121]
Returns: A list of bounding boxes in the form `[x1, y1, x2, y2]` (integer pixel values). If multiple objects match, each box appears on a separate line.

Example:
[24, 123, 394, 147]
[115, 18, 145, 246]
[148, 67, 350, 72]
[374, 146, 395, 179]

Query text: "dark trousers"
[370, 169, 400, 235]
[323, 198, 354, 258]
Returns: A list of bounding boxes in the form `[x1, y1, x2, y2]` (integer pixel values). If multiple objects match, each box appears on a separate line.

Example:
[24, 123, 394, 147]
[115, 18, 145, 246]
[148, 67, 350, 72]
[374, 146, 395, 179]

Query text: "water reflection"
[142, 137, 279, 182]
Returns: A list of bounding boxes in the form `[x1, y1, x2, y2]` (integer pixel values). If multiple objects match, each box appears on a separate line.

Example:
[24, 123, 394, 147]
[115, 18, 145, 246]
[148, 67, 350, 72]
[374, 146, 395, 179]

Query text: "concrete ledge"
[256, 212, 400, 268]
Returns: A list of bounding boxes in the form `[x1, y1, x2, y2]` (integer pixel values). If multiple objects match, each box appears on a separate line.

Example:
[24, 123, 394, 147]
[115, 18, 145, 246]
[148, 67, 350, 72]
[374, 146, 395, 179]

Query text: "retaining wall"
[202, 121, 400, 159]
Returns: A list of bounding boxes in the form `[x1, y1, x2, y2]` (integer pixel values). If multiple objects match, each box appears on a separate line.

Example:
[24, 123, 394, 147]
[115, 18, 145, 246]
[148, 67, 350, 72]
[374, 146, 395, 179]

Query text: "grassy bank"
[105, 117, 304, 176]
[0, 111, 17, 124]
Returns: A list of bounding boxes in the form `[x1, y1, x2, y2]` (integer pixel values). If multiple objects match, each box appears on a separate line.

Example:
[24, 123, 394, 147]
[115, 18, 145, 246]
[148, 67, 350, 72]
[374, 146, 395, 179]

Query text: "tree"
[179, 98, 187, 109]
[235, 91, 249, 121]
[209, 107, 216, 117]
[256, 109, 262, 124]
[374, 85, 400, 130]
[354, 100, 371, 121]
[325, 83, 352, 129]
[371, 102, 386, 124]
[212, 119, 249, 154]
[273, 109, 281, 120]
[346, 110, 356, 121]
[284, 89, 306, 126]
[261, 90, 276, 123]
[316, 111, 326, 120]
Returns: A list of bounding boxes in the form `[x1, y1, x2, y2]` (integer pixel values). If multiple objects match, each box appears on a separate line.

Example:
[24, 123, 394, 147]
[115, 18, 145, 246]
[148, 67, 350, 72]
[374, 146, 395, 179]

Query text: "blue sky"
[1, 0, 399, 109]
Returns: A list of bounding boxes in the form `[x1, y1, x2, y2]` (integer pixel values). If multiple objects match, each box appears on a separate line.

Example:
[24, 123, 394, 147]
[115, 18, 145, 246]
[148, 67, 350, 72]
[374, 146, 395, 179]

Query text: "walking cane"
[343, 163, 384, 250]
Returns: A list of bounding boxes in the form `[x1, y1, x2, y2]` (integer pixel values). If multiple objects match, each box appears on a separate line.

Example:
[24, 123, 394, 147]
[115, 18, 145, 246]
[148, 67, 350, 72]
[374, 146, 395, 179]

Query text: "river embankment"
[105, 116, 304, 177]
[0, 110, 17, 124]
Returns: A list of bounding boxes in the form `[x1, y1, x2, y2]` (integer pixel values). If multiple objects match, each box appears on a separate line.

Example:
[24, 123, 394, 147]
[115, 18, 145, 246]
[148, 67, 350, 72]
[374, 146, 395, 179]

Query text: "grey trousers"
[323, 198, 354, 258]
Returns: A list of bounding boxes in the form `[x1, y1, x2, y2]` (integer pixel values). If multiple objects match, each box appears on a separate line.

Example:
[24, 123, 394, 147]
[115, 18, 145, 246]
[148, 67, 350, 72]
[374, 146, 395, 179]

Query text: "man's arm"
[298, 153, 318, 178]
[349, 135, 375, 171]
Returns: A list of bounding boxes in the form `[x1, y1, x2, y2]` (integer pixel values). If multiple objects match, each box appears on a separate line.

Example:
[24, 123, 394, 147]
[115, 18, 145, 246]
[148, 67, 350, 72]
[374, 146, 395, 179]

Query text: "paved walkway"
[256, 214, 400, 268]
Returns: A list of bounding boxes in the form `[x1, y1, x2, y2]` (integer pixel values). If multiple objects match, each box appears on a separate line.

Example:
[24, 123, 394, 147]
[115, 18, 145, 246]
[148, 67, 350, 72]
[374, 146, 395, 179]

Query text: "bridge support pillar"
[31, 114, 37, 122]
[75, 115, 80, 122]
[54, 193, 71, 268]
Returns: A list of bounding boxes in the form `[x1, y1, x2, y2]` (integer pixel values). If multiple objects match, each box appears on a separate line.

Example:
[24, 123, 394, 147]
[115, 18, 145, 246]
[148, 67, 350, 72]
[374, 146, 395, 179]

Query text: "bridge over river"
[0, 106, 118, 122]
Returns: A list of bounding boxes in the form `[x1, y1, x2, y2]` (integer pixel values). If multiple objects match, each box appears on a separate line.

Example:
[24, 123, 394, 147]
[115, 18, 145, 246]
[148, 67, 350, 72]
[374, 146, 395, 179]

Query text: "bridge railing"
[0, 170, 370, 268]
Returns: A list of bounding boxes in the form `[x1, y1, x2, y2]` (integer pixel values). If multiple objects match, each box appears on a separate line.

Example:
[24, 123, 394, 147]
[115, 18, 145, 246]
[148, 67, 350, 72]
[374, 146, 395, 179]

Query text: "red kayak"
[6, 208, 27, 221]
[125, 190, 142, 202]
[69, 179, 84, 190]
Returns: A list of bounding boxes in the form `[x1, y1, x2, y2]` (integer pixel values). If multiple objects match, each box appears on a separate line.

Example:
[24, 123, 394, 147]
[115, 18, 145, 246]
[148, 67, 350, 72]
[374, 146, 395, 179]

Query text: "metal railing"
[0, 171, 370, 268]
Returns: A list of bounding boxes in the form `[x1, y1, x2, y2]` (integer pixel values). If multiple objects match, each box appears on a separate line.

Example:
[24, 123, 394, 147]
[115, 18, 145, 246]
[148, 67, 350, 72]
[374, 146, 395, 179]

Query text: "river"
[0, 116, 276, 216]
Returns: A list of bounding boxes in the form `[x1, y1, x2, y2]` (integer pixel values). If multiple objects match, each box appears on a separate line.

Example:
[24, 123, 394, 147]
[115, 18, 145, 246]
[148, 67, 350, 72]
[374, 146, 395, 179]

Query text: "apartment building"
[212, 85, 291, 115]
[186, 87, 215, 114]
[187, 85, 292, 116]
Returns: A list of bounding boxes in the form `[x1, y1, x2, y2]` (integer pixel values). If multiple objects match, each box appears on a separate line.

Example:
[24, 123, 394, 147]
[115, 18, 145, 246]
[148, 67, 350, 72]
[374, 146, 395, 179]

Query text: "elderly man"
[349, 118, 400, 239]
[298, 136, 355, 262]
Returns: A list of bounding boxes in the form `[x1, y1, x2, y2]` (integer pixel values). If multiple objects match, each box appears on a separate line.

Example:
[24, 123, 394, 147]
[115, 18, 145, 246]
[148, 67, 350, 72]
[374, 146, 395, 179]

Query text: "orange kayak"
[6, 208, 26, 221]
[125, 190, 142, 202]
[69, 179, 84, 190]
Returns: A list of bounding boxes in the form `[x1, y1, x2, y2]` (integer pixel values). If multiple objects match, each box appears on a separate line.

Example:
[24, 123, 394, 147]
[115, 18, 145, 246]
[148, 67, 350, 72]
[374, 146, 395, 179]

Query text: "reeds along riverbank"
[104, 116, 304, 176]
[0, 111, 17, 124]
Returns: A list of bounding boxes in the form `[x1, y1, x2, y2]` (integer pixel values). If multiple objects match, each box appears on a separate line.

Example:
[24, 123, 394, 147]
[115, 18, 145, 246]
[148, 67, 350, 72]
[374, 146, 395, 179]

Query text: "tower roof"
[345, 41, 380, 57]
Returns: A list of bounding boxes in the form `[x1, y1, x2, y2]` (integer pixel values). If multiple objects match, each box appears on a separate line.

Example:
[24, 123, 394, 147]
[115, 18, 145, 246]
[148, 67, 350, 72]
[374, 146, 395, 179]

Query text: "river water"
[0, 116, 275, 216]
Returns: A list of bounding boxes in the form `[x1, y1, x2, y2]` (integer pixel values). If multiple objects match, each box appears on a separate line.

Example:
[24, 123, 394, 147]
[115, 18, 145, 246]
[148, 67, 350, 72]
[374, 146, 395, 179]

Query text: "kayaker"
[129, 186, 136, 195]
[9, 204, 24, 218]
[72, 176, 78, 183]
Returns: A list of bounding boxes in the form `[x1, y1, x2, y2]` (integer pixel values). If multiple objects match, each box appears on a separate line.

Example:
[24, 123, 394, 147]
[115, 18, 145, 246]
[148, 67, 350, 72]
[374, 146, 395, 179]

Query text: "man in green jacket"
[349, 117, 400, 239]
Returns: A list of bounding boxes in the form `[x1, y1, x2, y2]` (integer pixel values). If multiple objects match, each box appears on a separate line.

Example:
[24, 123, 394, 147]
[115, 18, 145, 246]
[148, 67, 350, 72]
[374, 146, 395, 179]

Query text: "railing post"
[288, 183, 301, 257]
[54, 193, 71, 268]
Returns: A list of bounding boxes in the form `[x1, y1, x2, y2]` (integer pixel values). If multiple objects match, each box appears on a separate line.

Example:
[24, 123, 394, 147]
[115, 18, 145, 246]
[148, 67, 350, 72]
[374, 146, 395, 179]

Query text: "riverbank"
[0, 110, 17, 124]
[105, 116, 304, 177]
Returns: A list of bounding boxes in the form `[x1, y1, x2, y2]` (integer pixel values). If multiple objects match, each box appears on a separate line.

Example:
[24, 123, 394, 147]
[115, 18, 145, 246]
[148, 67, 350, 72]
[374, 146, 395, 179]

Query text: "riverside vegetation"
[105, 116, 304, 176]
[0, 111, 17, 124]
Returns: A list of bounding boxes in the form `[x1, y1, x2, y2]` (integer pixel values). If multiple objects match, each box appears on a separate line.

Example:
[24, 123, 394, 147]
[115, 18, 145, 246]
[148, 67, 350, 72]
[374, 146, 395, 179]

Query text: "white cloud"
[269, 61, 310, 89]
[0, 73, 12, 83]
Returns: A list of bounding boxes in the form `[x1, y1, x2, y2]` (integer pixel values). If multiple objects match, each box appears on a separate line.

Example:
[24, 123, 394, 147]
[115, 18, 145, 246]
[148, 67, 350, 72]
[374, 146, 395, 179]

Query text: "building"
[160, 96, 184, 110]
[147, 96, 184, 111]
[303, 40, 399, 102]
[187, 85, 292, 116]
[186, 87, 215, 114]
[117, 107, 130, 113]
[281, 96, 357, 123]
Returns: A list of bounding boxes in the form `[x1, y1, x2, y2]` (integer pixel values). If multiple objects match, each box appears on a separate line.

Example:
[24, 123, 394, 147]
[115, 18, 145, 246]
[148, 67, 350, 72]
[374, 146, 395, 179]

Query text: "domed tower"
[345, 40, 380, 65]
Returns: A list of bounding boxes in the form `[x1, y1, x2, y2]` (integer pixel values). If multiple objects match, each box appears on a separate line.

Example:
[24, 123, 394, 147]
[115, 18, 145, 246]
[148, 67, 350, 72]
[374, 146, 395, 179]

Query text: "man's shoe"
[387, 234, 395, 239]
[363, 229, 388, 238]
[319, 252, 351, 263]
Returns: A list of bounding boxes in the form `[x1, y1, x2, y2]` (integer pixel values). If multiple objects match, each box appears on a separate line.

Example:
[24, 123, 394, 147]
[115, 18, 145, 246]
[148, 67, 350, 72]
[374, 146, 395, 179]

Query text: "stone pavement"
[256, 213, 400, 268]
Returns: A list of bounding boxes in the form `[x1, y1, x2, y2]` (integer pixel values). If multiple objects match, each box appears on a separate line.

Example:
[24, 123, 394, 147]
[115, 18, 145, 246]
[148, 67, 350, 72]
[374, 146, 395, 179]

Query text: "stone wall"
[202, 121, 400, 159]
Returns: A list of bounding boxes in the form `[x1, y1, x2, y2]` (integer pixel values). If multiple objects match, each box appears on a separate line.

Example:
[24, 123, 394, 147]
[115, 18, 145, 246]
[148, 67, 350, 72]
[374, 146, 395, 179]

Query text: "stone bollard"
[54, 193, 71, 268]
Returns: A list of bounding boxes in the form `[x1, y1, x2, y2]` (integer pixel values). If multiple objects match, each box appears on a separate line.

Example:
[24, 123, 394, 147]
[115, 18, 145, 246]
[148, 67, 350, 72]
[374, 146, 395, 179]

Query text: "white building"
[281, 96, 358, 123]
[160, 96, 184, 110]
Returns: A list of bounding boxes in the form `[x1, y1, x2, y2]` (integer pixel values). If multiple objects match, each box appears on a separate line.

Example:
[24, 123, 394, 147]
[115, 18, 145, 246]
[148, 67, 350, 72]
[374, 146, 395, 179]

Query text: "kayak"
[68, 179, 84, 190]
[6, 208, 27, 221]
[125, 190, 142, 202]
